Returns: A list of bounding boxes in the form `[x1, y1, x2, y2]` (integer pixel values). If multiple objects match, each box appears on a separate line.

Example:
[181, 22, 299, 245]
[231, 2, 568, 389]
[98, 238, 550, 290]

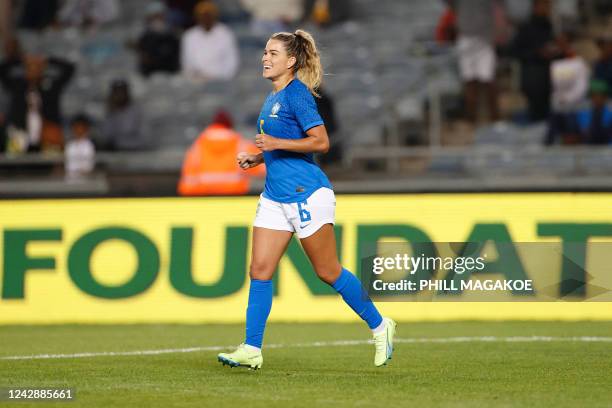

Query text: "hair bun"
[293, 30, 304, 42]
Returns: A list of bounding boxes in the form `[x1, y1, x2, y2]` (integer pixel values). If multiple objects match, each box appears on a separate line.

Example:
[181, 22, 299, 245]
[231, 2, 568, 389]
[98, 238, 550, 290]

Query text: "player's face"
[262, 39, 295, 80]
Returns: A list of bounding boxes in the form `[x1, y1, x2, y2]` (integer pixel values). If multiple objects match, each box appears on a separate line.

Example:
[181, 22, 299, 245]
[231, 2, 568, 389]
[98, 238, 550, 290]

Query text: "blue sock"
[332, 268, 383, 330]
[244, 279, 273, 349]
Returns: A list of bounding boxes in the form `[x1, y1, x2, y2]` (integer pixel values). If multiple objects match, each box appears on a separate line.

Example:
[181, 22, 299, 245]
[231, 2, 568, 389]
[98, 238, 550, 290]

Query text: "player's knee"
[249, 260, 275, 280]
[314, 263, 342, 285]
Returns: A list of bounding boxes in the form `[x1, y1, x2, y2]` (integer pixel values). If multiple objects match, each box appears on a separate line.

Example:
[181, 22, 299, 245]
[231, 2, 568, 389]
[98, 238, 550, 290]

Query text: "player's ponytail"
[270, 29, 323, 97]
[292, 30, 322, 97]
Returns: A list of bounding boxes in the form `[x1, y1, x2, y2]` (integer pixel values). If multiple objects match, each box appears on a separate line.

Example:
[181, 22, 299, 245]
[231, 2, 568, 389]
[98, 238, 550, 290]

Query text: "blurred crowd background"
[0, 0, 611, 197]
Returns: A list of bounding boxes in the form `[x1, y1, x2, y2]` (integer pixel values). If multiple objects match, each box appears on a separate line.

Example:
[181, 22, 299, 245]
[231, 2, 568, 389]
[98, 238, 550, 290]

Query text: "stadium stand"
[1, 0, 612, 197]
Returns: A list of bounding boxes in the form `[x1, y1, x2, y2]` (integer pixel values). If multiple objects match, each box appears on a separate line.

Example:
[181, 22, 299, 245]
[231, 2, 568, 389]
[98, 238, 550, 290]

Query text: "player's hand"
[237, 152, 261, 169]
[255, 133, 278, 152]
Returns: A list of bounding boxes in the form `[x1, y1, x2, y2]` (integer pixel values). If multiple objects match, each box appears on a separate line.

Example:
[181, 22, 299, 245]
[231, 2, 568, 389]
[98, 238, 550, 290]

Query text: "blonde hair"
[270, 29, 323, 97]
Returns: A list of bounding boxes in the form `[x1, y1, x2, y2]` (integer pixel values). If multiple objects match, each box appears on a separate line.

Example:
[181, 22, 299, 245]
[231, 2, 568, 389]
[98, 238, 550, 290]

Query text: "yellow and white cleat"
[217, 344, 263, 370]
[373, 318, 397, 367]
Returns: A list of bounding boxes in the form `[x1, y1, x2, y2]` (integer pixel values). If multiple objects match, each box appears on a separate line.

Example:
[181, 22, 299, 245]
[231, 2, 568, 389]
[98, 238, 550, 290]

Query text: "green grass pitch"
[0, 322, 611, 407]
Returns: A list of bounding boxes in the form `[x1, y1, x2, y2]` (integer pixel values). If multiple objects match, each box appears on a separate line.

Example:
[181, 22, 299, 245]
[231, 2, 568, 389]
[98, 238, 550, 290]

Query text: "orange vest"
[178, 124, 265, 196]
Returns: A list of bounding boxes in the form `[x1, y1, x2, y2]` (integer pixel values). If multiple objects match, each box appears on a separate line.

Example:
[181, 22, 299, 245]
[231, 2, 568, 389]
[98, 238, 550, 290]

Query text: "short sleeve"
[290, 83, 324, 132]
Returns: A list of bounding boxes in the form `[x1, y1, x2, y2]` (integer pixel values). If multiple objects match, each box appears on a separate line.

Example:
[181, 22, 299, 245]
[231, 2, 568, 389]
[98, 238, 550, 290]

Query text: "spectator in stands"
[456, 0, 499, 123]
[302, 0, 351, 28]
[99, 80, 148, 151]
[135, 2, 180, 77]
[65, 113, 96, 179]
[178, 110, 265, 195]
[181, 1, 239, 81]
[0, 48, 75, 153]
[545, 31, 589, 145]
[575, 80, 612, 145]
[435, 0, 457, 45]
[593, 34, 612, 98]
[240, 0, 302, 38]
[512, 0, 562, 122]
[18, 0, 59, 31]
[58, 0, 120, 30]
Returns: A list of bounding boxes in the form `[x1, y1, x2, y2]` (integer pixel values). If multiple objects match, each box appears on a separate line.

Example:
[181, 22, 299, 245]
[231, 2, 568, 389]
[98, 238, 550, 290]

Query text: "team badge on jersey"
[270, 102, 281, 118]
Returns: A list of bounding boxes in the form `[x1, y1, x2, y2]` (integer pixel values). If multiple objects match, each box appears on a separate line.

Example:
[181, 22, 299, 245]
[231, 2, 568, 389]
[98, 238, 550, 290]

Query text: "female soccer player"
[217, 30, 396, 369]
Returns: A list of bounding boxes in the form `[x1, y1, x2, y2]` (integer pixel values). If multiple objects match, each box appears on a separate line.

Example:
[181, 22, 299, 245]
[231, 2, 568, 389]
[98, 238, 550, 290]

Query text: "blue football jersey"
[257, 79, 332, 203]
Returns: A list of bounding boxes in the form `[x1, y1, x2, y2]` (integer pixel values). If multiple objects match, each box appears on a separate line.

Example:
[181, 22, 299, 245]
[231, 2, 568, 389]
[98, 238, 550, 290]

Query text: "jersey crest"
[270, 102, 281, 118]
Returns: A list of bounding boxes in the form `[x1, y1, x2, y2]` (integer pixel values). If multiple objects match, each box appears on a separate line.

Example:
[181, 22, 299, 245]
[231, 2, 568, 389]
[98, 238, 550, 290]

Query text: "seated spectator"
[303, 0, 351, 28]
[593, 34, 612, 98]
[18, 0, 59, 31]
[99, 80, 148, 151]
[65, 114, 96, 179]
[178, 110, 265, 195]
[240, 0, 302, 37]
[135, 2, 180, 77]
[545, 31, 589, 145]
[575, 80, 612, 145]
[0, 46, 75, 153]
[181, 1, 239, 81]
[58, 0, 120, 30]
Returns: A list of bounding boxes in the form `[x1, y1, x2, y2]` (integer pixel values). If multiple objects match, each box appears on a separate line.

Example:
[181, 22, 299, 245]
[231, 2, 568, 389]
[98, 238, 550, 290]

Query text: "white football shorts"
[253, 187, 336, 239]
[457, 35, 496, 82]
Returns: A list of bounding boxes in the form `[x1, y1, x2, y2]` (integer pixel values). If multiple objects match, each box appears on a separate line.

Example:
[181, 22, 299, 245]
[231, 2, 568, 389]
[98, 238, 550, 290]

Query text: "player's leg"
[300, 225, 396, 367]
[218, 196, 293, 369]
[217, 227, 292, 369]
[246, 196, 295, 349]
[294, 188, 396, 366]
[298, 223, 341, 284]
[300, 224, 382, 327]
[245, 226, 293, 347]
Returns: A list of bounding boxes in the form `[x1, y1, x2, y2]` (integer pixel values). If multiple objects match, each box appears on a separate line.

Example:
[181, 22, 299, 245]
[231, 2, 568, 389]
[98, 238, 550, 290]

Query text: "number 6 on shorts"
[297, 201, 311, 223]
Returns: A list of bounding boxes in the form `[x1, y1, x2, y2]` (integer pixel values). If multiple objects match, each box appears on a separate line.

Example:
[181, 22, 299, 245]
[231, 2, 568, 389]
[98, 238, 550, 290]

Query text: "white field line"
[1, 336, 611, 361]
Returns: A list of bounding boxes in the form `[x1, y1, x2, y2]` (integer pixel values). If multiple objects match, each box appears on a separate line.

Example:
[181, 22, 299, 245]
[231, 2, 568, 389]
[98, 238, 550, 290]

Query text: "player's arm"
[255, 125, 329, 154]
[237, 151, 264, 169]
